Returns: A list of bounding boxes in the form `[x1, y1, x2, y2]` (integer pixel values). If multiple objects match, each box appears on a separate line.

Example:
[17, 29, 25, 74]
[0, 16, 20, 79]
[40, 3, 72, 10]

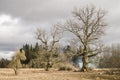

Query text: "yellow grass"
[0, 68, 119, 80]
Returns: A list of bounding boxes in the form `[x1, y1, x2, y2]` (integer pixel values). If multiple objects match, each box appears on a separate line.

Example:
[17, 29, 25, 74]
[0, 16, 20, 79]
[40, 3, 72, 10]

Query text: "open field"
[0, 68, 120, 80]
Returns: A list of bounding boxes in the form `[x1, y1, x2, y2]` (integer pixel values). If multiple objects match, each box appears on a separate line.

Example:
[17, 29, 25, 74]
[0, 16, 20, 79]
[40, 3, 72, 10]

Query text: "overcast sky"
[0, 0, 120, 59]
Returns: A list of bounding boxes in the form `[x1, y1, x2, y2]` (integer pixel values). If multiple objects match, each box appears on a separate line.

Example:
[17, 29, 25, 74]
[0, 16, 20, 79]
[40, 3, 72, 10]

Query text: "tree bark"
[45, 53, 50, 71]
[45, 61, 50, 71]
[81, 54, 89, 72]
[13, 68, 18, 75]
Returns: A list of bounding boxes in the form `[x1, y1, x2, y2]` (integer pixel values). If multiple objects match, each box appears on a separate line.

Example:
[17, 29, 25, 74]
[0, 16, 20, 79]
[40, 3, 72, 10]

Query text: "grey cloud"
[0, 15, 37, 51]
[0, 0, 86, 23]
[0, 0, 120, 52]
[0, 43, 19, 51]
[0, 0, 120, 25]
[0, 0, 67, 22]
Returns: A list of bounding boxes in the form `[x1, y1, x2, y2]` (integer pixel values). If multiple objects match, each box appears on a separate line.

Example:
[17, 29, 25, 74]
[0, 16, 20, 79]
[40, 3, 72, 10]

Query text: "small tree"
[8, 49, 26, 75]
[35, 25, 61, 71]
[60, 5, 107, 71]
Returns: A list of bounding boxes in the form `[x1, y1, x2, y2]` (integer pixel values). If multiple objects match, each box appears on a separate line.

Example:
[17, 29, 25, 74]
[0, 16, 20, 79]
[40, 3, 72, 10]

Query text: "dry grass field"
[0, 68, 120, 80]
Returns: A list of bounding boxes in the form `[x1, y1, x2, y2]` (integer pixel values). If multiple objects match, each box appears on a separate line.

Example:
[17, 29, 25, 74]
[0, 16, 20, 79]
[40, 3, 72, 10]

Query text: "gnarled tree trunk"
[81, 54, 89, 72]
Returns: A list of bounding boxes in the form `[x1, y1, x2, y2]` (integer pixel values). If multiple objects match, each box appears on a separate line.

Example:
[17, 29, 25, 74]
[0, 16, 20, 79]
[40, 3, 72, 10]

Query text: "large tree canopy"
[60, 5, 107, 71]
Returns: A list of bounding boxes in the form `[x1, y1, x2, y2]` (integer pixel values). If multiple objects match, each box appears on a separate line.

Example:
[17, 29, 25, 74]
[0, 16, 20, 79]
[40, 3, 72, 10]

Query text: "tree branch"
[88, 51, 100, 57]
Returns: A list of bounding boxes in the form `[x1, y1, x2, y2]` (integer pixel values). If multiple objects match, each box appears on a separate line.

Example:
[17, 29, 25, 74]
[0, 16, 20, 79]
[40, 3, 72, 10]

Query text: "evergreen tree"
[21, 44, 31, 66]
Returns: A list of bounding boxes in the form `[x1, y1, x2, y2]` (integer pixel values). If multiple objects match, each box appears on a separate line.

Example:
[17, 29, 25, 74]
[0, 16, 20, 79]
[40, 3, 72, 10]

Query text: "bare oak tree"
[60, 6, 107, 71]
[36, 25, 61, 71]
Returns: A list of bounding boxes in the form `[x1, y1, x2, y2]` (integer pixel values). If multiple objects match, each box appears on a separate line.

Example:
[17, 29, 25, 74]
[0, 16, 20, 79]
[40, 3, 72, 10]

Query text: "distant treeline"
[0, 43, 120, 69]
[0, 42, 79, 70]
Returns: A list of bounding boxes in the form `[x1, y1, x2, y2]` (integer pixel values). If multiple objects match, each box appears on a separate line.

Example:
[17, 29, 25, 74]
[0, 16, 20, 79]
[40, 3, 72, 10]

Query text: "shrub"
[58, 66, 72, 71]
[53, 63, 76, 71]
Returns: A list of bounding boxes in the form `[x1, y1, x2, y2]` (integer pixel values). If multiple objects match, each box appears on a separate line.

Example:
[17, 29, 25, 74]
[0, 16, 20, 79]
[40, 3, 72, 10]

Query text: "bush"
[58, 66, 72, 71]
[53, 62, 77, 71]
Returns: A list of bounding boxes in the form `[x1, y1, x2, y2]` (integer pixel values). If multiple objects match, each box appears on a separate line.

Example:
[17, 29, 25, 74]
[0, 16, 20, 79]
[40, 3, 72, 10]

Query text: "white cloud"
[0, 14, 20, 37]
[0, 14, 19, 25]
[0, 14, 37, 51]
[0, 51, 15, 60]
